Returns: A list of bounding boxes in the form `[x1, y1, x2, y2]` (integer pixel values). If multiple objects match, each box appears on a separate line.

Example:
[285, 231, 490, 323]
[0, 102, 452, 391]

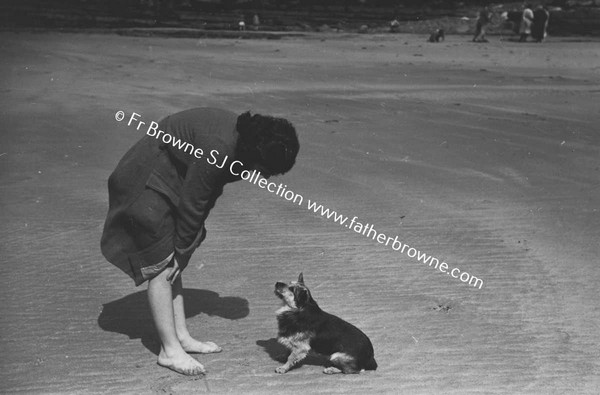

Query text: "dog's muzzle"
[275, 282, 287, 297]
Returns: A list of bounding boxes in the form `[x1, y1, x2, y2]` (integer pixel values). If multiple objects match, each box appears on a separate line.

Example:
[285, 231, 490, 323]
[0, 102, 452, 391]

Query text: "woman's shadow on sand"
[98, 289, 249, 355]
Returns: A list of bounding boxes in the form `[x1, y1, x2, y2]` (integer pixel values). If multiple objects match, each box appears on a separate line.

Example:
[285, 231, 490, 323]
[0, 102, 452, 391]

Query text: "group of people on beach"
[473, 3, 550, 43]
[519, 4, 550, 42]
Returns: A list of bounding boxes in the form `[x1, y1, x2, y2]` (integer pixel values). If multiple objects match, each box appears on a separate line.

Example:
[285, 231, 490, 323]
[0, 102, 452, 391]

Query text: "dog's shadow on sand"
[98, 289, 249, 355]
[256, 338, 327, 367]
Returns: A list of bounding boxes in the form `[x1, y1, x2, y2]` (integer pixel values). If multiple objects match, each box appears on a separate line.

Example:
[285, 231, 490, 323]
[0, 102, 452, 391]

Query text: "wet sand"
[0, 31, 599, 394]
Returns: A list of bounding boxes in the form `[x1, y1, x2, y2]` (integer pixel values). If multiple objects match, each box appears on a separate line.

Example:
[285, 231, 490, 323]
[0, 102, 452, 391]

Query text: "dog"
[274, 273, 377, 374]
[428, 28, 445, 42]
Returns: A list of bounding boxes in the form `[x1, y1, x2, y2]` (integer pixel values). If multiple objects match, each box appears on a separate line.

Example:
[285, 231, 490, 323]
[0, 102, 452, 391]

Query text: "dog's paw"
[323, 367, 342, 375]
[275, 366, 288, 374]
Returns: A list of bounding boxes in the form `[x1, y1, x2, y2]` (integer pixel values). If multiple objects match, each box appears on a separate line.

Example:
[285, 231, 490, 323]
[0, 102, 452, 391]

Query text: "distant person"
[532, 5, 550, 42]
[428, 28, 445, 43]
[473, 6, 492, 42]
[238, 20, 246, 31]
[390, 19, 400, 33]
[252, 14, 260, 31]
[101, 108, 299, 375]
[519, 4, 534, 42]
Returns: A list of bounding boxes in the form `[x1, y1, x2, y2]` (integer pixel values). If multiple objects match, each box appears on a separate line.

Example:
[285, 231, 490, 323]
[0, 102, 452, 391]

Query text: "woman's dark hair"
[236, 111, 299, 176]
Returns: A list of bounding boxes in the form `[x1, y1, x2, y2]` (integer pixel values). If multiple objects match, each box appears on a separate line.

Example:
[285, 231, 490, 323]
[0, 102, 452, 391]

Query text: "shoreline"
[2, 26, 600, 42]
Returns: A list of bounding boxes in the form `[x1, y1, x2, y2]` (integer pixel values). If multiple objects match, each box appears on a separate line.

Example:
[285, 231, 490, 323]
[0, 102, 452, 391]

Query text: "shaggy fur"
[274, 273, 377, 374]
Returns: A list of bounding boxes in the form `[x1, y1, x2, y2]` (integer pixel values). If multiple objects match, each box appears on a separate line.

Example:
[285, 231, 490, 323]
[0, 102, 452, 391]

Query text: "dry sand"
[0, 31, 599, 394]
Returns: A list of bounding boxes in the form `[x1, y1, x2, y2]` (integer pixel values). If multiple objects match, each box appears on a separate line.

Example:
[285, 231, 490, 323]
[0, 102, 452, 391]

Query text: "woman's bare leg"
[147, 268, 205, 375]
[171, 276, 222, 354]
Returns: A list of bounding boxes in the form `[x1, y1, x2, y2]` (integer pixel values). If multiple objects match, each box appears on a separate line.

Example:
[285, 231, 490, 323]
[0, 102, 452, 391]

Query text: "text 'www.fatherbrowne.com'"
[305, 201, 484, 290]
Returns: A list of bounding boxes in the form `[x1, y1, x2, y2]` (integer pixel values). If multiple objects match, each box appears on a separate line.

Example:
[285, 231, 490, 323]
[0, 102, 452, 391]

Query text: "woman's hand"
[166, 257, 182, 285]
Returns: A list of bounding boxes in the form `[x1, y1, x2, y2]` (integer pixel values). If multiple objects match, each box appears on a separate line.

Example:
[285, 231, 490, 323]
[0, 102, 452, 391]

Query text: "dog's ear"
[295, 288, 309, 307]
[297, 272, 304, 285]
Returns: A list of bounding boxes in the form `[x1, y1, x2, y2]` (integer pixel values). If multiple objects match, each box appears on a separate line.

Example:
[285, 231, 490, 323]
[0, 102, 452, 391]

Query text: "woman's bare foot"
[179, 337, 222, 354]
[157, 347, 206, 376]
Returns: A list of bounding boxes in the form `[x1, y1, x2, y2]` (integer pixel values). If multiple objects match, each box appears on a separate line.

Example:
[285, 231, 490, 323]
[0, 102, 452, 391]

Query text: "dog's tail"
[364, 357, 378, 371]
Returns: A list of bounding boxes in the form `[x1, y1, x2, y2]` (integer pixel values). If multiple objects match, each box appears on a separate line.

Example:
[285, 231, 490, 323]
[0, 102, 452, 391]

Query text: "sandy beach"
[0, 31, 599, 393]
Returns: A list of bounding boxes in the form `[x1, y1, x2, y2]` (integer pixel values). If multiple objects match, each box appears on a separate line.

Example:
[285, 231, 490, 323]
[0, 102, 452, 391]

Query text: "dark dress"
[532, 8, 549, 42]
[101, 108, 240, 285]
